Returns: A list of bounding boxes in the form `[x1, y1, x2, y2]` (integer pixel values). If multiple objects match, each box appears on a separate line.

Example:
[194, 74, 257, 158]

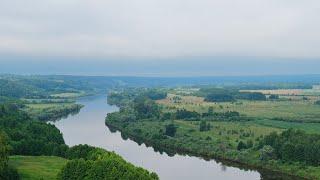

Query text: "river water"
[53, 95, 262, 180]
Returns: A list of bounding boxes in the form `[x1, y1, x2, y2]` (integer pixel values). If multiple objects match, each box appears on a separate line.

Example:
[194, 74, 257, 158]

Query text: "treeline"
[163, 109, 242, 121]
[197, 88, 266, 102]
[108, 88, 166, 107]
[28, 104, 84, 121]
[0, 131, 19, 180]
[59, 145, 158, 180]
[259, 129, 320, 166]
[0, 75, 111, 99]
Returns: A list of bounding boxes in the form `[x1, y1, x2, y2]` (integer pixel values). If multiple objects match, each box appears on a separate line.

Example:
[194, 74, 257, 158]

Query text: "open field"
[254, 119, 320, 134]
[50, 91, 86, 98]
[158, 94, 320, 123]
[174, 120, 282, 147]
[9, 156, 67, 180]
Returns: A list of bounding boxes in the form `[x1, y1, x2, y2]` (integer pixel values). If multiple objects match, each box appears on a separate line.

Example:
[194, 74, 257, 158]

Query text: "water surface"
[54, 95, 261, 180]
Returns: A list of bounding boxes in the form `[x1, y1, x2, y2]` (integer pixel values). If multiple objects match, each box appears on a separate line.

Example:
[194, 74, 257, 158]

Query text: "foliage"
[165, 124, 177, 137]
[259, 129, 320, 166]
[134, 96, 160, 119]
[259, 145, 275, 161]
[237, 141, 247, 150]
[269, 94, 279, 100]
[142, 89, 167, 100]
[175, 109, 200, 120]
[235, 92, 266, 101]
[198, 87, 266, 102]
[199, 121, 211, 132]
[25, 103, 83, 121]
[0, 131, 19, 180]
[0, 104, 66, 156]
[58, 145, 158, 180]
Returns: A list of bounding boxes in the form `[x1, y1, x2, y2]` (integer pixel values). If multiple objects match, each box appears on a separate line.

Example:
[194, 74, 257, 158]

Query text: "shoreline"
[105, 120, 312, 180]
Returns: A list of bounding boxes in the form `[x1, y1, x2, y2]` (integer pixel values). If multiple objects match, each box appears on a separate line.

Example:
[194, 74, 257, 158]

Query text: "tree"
[165, 124, 177, 137]
[134, 96, 160, 119]
[0, 131, 19, 180]
[259, 145, 274, 161]
[199, 121, 211, 132]
[237, 141, 246, 151]
[269, 95, 279, 100]
[208, 107, 214, 115]
[246, 140, 253, 149]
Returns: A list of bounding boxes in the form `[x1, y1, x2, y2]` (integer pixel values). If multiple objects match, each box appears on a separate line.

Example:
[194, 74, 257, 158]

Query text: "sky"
[0, 0, 319, 76]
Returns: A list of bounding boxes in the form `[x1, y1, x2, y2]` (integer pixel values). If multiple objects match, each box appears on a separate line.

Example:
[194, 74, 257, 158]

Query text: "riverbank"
[105, 119, 316, 180]
[53, 95, 261, 180]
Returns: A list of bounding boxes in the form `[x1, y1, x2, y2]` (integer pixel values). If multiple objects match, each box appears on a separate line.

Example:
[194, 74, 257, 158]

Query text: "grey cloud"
[0, 0, 320, 58]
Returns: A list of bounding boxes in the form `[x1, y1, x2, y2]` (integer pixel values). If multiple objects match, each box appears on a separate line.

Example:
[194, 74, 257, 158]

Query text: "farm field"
[9, 156, 68, 180]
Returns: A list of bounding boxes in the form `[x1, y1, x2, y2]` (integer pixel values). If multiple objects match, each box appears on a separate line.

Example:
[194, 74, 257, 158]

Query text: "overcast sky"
[0, 0, 319, 76]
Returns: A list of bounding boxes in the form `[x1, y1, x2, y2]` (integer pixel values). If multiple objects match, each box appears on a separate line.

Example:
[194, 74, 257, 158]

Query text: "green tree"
[259, 145, 274, 161]
[199, 121, 211, 132]
[165, 124, 177, 137]
[237, 141, 246, 151]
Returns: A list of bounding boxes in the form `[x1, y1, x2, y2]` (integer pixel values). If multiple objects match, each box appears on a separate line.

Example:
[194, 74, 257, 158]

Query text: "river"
[53, 95, 262, 180]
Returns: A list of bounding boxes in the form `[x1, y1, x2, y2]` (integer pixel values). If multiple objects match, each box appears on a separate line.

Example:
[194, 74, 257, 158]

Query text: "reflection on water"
[54, 95, 264, 180]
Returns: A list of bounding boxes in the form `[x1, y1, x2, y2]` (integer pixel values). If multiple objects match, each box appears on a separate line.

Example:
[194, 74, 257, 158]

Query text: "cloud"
[0, 0, 320, 58]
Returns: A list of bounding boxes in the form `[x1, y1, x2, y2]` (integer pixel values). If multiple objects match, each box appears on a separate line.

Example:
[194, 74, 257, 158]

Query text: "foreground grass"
[9, 156, 68, 180]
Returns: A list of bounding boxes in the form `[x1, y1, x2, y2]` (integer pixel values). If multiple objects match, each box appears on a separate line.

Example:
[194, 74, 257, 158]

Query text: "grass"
[50, 92, 86, 98]
[9, 156, 68, 180]
[175, 120, 282, 147]
[158, 94, 320, 123]
[255, 119, 320, 134]
[26, 103, 71, 109]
